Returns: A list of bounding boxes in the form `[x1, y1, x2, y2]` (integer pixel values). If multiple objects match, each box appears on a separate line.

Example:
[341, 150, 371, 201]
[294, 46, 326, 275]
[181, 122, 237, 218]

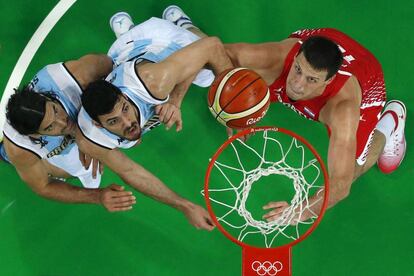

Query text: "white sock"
[376, 113, 396, 142]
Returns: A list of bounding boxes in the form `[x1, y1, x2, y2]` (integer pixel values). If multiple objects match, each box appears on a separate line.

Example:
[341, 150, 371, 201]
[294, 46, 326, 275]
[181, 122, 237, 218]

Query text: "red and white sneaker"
[377, 100, 407, 174]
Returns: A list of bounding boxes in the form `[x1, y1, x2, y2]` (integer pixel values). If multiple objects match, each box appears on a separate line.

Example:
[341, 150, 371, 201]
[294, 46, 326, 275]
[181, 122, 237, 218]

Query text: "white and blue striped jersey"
[108, 17, 214, 87]
[77, 17, 215, 150]
[3, 63, 81, 159]
[77, 59, 167, 149]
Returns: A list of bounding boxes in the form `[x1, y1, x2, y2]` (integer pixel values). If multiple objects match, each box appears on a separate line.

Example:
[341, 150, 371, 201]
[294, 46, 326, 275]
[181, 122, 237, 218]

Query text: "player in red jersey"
[164, 6, 406, 223]
[224, 28, 406, 222]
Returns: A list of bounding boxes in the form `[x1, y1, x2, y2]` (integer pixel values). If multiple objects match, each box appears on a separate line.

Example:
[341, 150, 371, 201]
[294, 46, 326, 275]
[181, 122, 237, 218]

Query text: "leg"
[354, 100, 407, 178]
[353, 130, 385, 180]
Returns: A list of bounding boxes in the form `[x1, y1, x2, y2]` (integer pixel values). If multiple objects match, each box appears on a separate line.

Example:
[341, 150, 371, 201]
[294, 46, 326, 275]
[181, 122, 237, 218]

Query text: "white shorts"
[47, 144, 101, 188]
[108, 17, 214, 87]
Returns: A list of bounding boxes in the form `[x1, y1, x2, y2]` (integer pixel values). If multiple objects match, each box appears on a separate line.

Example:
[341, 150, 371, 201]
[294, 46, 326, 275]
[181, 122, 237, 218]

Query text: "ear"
[325, 74, 335, 85]
[121, 93, 128, 101]
[29, 134, 41, 139]
[92, 120, 103, 128]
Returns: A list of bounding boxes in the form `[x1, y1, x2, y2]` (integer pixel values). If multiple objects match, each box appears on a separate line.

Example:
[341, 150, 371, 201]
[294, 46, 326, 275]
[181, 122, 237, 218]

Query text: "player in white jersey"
[75, 13, 233, 230]
[3, 54, 136, 212]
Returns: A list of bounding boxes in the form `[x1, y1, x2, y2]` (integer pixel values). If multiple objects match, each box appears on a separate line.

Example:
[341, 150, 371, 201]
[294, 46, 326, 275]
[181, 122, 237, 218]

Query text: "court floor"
[0, 0, 413, 275]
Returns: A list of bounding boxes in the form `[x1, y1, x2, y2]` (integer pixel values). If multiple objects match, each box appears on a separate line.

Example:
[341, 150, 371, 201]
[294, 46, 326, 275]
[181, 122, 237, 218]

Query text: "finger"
[108, 184, 125, 191]
[109, 206, 133, 212]
[92, 158, 98, 179]
[84, 154, 92, 170]
[154, 105, 162, 115]
[165, 111, 176, 130]
[110, 191, 134, 197]
[79, 151, 86, 167]
[204, 217, 216, 231]
[264, 214, 282, 222]
[99, 161, 104, 175]
[262, 208, 285, 219]
[112, 201, 136, 208]
[175, 117, 183, 132]
[159, 106, 168, 122]
[226, 127, 233, 137]
[263, 201, 289, 210]
[108, 195, 136, 204]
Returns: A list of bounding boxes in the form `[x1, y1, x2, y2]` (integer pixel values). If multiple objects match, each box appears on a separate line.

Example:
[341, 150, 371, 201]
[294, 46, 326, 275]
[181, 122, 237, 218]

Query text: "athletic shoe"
[109, 12, 134, 38]
[377, 100, 407, 174]
[162, 5, 194, 29]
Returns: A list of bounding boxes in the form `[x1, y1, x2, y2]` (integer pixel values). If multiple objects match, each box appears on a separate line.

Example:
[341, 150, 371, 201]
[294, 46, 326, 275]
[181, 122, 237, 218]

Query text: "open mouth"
[125, 123, 141, 139]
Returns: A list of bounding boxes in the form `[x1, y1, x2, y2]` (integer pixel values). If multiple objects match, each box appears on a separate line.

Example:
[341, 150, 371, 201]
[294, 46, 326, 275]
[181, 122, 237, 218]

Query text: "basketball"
[207, 68, 270, 129]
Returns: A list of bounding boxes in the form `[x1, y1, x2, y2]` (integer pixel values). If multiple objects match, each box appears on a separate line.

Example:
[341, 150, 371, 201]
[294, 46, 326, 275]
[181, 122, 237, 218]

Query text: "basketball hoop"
[204, 127, 329, 276]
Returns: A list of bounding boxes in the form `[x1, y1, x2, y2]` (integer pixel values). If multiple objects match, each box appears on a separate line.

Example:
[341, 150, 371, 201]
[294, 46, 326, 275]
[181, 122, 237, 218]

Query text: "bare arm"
[138, 36, 233, 100]
[263, 99, 360, 222]
[64, 54, 113, 90]
[76, 129, 214, 230]
[3, 137, 134, 211]
[224, 39, 297, 84]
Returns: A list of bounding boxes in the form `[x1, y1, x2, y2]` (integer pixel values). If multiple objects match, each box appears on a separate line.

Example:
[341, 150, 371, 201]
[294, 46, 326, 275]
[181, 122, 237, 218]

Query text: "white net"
[203, 129, 326, 248]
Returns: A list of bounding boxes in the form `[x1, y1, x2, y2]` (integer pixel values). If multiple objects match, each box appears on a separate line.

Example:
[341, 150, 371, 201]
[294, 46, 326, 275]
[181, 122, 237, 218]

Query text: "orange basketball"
[208, 68, 270, 129]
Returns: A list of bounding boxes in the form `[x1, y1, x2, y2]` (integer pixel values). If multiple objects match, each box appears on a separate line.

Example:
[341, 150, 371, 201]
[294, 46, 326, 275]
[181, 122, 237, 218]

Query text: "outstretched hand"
[262, 201, 290, 222]
[183, 203, 215, 231]
[226, 127, 253, 142]
[155, 103, 182, 131]
[99, 184, 136, 212]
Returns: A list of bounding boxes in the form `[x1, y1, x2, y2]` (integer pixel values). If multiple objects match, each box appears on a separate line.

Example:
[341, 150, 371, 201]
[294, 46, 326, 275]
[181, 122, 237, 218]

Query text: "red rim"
[204, 126, 329, 251]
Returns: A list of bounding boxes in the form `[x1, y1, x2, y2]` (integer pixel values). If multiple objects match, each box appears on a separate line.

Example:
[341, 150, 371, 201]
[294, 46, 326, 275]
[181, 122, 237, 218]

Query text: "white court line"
[0, 0, 77, 141]
[1, 200, 16, 216]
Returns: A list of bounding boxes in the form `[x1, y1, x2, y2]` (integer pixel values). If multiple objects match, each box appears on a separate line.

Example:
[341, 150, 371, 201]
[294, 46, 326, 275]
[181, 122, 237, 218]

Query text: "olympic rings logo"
[251, 260, 283, 276]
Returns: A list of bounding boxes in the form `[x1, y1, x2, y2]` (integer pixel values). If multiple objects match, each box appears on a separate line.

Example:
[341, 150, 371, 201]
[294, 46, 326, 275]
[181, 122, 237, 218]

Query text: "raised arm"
[224, 38, 298, 84]
[137, 36, 233, 100]
[65, 54, 113, 90]
[263, 97, 360, 222]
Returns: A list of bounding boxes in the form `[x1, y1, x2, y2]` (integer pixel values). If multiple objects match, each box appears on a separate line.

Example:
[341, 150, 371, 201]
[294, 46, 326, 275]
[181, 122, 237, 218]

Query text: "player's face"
[37, 100, 75, 136]
[286, 53, 332, 101]
[97, 95, 142, 141]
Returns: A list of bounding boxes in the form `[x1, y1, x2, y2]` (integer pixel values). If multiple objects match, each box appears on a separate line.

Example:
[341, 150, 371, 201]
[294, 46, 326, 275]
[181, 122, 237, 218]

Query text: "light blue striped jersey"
[3, 63, 81, 159]
[77, 59, 167, 149]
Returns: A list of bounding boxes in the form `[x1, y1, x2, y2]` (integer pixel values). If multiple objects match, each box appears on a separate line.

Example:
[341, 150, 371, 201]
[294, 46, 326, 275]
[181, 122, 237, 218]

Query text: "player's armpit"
[64, 54, 113, 90]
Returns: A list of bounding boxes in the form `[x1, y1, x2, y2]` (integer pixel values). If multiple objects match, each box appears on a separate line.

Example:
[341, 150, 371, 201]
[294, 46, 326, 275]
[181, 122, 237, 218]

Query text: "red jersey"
[269, 28, 387, 165]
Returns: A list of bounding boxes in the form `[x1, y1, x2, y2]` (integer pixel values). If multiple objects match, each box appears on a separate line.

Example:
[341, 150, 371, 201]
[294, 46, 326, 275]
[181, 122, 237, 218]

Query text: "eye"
[108, 119, 118, 126]
[123, 104, 129, 113]
[53, 105, 58, 114]
[307, 77, 317, 83]
[295, 64, 301, 74]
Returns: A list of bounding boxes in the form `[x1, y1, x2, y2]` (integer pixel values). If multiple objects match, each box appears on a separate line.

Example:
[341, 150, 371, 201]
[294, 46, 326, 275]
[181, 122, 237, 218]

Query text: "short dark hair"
[6, 86, 54, 135]
[299, 36, 343, 80]
[82, 80, 122, 123]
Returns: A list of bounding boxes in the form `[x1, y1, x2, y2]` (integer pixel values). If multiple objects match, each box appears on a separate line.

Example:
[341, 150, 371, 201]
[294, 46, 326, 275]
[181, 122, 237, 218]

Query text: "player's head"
[286, 36, 343, 101]
[82, 80, 141, 141]
[6, 86, 74, 136]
